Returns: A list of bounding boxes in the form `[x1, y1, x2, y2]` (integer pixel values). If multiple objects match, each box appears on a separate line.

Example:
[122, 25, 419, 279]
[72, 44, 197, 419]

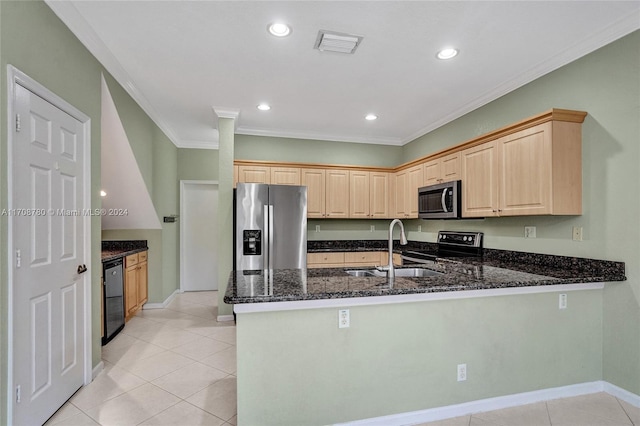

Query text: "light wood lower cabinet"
[308, 251, 401, 268]
[124, 251, 148, 322]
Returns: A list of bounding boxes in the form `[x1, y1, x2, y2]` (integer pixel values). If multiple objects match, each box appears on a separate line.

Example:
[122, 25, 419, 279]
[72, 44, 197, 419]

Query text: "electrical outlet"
[370, 225, 375, 232]
[572, 226, 583, 241]
[559, 293, 567, 309]
[418, 225, 422, 232]
[457, 364, 467, 382]
[338, 309, 350, 328]
[315, 225, 320, 232]
[524, 226, 536, 238]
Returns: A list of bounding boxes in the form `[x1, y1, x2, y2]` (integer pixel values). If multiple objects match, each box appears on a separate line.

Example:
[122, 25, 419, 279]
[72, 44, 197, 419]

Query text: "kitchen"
[1, 1, 639, 426]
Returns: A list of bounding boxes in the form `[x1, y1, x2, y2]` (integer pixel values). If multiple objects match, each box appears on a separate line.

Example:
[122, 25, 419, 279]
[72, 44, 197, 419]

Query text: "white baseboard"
[142, 289, 179, 309]
[604, 381, 640, 408]
[217, 314, 235, 322]
[91, 361, 104, 380]
[336, 381, 640, 426]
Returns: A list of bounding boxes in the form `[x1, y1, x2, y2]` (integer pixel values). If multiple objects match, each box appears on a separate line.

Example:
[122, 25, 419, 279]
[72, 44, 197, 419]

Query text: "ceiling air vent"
[314, 30, 363, 54]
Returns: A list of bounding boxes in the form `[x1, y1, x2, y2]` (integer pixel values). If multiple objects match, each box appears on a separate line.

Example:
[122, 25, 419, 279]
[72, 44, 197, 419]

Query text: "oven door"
[418, 180, 461, 219]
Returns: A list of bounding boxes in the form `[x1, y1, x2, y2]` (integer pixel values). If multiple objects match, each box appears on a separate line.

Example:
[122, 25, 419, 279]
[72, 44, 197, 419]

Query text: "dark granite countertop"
[225, 246, 625, 304]
[101, 240, 148, 262]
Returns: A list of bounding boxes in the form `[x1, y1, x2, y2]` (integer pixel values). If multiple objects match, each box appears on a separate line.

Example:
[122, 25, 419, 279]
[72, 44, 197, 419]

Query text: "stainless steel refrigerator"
[235, 183, 307, 271]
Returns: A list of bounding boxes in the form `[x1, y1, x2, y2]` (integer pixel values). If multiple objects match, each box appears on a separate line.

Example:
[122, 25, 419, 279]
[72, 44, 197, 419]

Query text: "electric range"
[401, 231, 483, 264]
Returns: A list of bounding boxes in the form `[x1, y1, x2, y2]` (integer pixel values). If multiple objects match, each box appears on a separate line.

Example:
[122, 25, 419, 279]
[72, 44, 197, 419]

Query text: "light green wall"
[238, 290, 604, 425]
[178, 148, 219, 181]
[402, 30, 640, 395]
[0, 2, 104, 422]
[100, 74, 180, 304]
[0, 3, 180, 422]
[235, 134, 402, 168]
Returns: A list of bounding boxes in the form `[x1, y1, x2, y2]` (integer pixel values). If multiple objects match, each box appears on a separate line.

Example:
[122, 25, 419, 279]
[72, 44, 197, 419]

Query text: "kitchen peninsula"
[226, 249, 625, 425]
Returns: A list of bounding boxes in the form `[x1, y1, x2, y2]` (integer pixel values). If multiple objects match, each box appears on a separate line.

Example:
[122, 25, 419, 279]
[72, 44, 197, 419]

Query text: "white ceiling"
[47, 1, 640, 149]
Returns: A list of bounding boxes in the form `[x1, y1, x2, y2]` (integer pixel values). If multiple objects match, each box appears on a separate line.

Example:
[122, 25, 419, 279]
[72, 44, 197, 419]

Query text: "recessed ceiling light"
[268, 22, 291, 37]
[257, 103, 271, 111]
[436, 48, 459, 60]
[365, 114, 378, 121]
[100, 190, 107, 197]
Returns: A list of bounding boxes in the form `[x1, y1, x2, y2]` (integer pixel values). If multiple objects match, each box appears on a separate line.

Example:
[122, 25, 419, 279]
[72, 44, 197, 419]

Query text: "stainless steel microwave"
[418, 180, 462, 219]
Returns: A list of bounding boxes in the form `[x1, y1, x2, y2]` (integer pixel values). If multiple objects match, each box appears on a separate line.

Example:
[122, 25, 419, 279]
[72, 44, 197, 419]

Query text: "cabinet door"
[271, 167, 301, 185]
[498, 125, 552, 216]
[124, 266, 138, 317]
[138, 260, 148, 306]
[441, 152, 461, 183]
[238, 165, 271, 184]
[370, 172, 389, 218]
[349, 171, 370, 218]
[406, 165, 424, 218]
[391, 171, 408, 218]
[461, 142, 499, 217]
[325, 170, 350, 218]
[233, 165, 239, 188]
[423, 159, 441, 186]
[301, 168, 325, 218]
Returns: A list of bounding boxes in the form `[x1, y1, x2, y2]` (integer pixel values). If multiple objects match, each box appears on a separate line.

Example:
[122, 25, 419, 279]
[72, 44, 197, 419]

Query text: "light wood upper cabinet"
[349, 171, 370, 218]
[237, 165, 270, 184]
[370, 172, 390, 218]
[349, 171, 389, 218]
[462, 121, 582, 217]
[325, 169, 350, 218]
[271, 167, 301, 185]
[301, 168, 326, 218]
[391, 165, 422, 218]
[461, 141, 500, 217]
[424, 153, 460, 186]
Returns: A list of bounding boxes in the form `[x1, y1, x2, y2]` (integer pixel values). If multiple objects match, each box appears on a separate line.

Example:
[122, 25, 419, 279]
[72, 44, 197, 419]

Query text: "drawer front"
[125, 253, 139, 267]
[344, 251, 382, 264]
[138, 251, 148, 262]
[307, 252, 345, 265]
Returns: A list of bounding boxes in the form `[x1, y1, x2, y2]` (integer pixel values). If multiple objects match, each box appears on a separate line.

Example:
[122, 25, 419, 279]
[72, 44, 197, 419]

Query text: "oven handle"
[441, 188, 449, 213]
[400, 255, 436, 264]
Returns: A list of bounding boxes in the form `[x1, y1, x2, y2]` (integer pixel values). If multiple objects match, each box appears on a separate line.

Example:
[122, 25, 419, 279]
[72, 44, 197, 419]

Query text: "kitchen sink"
[345, 268, 442, 278]
[392, 268, 443, 277]
[345, 270, 378, 277]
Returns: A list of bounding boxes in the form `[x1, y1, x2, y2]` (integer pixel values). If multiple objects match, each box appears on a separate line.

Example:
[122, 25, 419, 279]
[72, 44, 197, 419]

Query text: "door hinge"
[15, 113, 21, 132]
[15, 385, 21, 403]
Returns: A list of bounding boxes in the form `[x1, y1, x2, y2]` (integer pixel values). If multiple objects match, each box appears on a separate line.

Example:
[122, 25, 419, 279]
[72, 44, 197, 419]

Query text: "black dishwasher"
[102, 258, 125, 345]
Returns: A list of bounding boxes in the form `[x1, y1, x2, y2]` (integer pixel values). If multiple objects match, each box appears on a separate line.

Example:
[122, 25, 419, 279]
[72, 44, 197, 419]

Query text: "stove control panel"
[438, 231, 483, 248]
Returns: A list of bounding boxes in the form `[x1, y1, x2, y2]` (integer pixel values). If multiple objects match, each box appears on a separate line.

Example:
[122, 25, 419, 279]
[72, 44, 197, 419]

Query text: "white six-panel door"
[12, 83, 86, 425]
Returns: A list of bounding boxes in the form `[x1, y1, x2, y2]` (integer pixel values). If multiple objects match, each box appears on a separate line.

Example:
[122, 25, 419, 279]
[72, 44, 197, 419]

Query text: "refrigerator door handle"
[269, 204, 274, 270]
[263, 205, 269, 269]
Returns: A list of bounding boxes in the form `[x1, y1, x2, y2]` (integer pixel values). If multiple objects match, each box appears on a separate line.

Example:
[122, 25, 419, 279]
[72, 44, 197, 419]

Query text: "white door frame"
[179, 180, 219, 292]
[6, 65, 93, 423]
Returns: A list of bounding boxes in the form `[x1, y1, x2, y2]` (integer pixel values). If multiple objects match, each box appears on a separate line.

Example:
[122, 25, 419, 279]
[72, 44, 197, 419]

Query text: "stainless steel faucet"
[387, 219, 407, 279]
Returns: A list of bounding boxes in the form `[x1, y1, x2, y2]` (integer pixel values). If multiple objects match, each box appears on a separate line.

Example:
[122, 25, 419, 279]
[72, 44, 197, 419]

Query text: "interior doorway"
[180, 181, 219, 292]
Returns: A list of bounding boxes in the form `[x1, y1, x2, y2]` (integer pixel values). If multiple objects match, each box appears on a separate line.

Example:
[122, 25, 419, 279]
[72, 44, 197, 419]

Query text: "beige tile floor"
[46, 291, 237, 426]
[45, 290, 639, 426]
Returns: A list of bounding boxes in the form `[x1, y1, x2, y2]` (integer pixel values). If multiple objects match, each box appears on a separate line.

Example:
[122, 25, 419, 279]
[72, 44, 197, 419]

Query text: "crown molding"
[235, 126, 403, 146]
[174, 139, 220, 150]
[44, 0, 184, 148]
[401, 11, 640, 145]
[212, 107, 240, 121]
